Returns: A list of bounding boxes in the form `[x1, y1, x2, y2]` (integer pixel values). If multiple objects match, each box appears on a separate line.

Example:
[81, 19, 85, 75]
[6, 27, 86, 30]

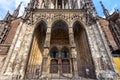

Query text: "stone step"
[50, 78, 94, 80]
[25, 78, 95, 80]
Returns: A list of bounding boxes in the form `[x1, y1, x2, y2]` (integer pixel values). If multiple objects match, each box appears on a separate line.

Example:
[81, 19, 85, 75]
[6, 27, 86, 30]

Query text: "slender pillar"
[62, 0, 64, 9]
[68, 0, 71, 9]
[69, 27, 78, 78]
[56, 0, 58, 9]
[4, 22, 27, 74]
[48, 0, 50, 9]
[44, 27, 51, 50]
[41, 27, 51, 77]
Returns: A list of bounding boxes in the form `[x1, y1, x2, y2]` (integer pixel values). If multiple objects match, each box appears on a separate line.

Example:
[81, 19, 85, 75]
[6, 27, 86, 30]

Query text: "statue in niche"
[39, 0, 47, 9]
[68, 0, 72, 9]
[72, 0, 81, 9]
[40, 0, 54, 9]
[80, 1, 86, 9]
[65, 2, 69, 9]
[41, 0, 46, 9]
[49, 0, 54, 9]
[76, 0, 81, 9]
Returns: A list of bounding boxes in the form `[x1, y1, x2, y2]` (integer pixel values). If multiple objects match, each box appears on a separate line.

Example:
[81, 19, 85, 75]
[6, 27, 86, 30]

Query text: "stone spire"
[12, 2, 22, 18]
[100, 1, 110, 17]
[4, 11, 10, 21]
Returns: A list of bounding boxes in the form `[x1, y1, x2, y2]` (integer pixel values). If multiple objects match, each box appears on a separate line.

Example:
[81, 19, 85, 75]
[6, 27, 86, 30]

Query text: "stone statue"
[49, 0, 54, 9]
[41, 0, 46, 9]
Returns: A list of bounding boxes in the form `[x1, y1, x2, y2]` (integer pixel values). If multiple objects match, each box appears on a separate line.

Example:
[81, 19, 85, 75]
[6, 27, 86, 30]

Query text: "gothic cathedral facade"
[0, 0, 120, 80]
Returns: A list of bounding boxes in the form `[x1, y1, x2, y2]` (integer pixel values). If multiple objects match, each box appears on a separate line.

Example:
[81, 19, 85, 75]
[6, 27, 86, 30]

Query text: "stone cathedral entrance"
[25, 21, 47, 79]
[0, 0, 118, 80]
[50, 21, 70, 75]
[73, 21, 96, 79]
[25, 20, 96, 79]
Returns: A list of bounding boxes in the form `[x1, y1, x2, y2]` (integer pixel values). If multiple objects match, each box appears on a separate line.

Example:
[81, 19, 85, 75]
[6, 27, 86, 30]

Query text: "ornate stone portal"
[0, 0, 119, 80]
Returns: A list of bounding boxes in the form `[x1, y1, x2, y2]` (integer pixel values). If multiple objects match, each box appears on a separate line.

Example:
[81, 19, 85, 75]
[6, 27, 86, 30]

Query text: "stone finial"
[4, 11, 10, 21]
[100, 1, 110, 17]
[12, 2, 22, 18]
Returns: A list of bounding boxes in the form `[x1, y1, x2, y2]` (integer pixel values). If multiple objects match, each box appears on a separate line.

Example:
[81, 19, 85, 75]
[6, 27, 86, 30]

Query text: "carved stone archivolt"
[33, 10, 85, 27]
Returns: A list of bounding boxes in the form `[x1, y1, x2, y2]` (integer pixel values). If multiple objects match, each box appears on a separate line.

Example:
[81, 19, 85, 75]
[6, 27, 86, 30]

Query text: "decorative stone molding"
[33, 10, 85, 27]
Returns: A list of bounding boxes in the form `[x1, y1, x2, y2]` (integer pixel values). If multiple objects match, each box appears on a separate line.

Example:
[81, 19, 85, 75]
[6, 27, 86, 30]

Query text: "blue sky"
[0, 0, 120, 20]
[93, 0, 120, 17]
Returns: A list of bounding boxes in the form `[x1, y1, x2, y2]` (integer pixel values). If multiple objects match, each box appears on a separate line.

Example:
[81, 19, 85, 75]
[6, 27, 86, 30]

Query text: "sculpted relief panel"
[33, 10, 85, 26]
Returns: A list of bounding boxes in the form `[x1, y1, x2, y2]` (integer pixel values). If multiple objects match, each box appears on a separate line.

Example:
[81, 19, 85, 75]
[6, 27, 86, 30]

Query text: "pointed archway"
[50, 20, 72, 77]
[25, 21, 47, 79]
[73, 21, 96, 79]
[51, 20, 69, 45]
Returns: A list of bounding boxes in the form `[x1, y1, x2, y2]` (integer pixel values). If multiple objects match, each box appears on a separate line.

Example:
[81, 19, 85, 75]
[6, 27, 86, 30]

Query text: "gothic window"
[50, 51, 59, 58]
[50, 47, 59, 58]
[61, 50, 69, 58]
[61, 47, 69, 58]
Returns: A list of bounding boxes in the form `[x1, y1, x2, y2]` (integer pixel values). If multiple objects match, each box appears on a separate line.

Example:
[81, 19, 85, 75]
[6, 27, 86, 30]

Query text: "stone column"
[2, 22, 26, 74]
[68, 0, 71, 9]
[62, 0, 64, 9]
[86, 24, 102, 78]
[44, 27, 51, 50]
[86, 23, 118, 79]
[56, 0, 58, 9]
[19, 26, 35, 80]
[95, 22, 118, 79]
[41, 27, 51, 78]
[69, 27, 78, 78]
[0, 22, 35, 80]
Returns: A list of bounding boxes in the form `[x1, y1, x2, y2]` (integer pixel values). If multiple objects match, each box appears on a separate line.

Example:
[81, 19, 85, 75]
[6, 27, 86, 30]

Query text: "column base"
[98, 70, 119, 79]
[0, 72, 22, 80]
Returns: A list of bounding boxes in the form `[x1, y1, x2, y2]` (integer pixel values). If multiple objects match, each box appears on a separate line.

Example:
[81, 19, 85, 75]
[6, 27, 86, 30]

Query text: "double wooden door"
[50, 59, 70, 73]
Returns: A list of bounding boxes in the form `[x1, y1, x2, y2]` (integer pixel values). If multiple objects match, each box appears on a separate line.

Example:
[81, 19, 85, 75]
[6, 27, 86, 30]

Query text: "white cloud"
[0, 16, 2, 20]
[0, 0, 13, 12]
[15, 0, 30, 16]
[109, 4, 118, 15]
[110, 9, 115, 15]
[0, 0, 30, 20]
[0, 0, 13, 19]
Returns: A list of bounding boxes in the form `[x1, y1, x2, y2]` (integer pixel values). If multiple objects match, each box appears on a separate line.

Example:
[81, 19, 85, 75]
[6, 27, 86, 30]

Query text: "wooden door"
[62, 59, 70, 73]
[50, 59, 58, 73]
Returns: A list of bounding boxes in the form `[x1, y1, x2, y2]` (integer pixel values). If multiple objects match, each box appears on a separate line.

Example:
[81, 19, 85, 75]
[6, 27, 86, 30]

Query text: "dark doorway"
[73, 21, 96, 79]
